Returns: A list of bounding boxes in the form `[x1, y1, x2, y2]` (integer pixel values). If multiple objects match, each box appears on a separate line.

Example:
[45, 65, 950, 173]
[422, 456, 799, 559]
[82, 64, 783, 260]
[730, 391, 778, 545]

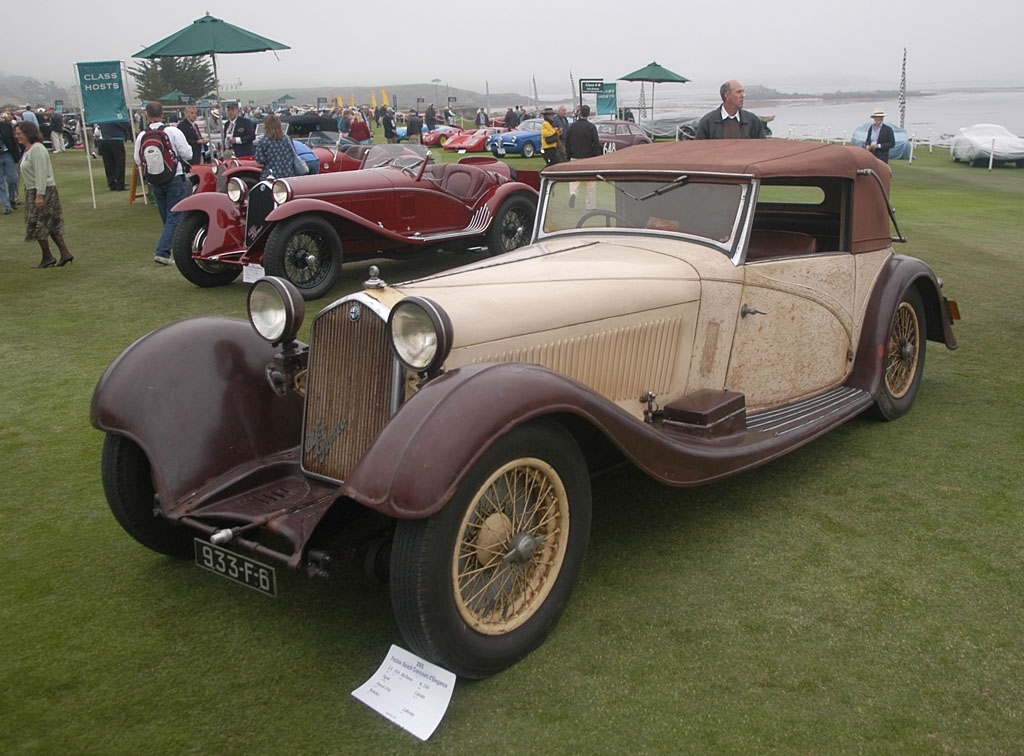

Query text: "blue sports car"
[489, 118, 544, 158]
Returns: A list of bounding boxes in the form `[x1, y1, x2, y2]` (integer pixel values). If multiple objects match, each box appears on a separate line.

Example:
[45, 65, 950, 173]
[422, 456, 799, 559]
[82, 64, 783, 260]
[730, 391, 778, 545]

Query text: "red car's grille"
[301, 299, 396, 482]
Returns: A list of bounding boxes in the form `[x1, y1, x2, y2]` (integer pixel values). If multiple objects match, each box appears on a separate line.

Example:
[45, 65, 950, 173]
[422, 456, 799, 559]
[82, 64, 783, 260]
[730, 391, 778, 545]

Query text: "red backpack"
[139, 126, 178, 186]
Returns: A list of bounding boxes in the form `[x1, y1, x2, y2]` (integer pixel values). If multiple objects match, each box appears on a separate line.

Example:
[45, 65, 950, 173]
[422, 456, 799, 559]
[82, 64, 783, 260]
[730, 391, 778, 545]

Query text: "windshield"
[361, 142, 430, 169]
[540, 175, 747, 248]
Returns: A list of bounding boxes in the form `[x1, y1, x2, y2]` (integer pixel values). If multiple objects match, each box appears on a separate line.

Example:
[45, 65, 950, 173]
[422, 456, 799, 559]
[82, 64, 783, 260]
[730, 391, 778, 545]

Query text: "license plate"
[194, 539, 277, 597]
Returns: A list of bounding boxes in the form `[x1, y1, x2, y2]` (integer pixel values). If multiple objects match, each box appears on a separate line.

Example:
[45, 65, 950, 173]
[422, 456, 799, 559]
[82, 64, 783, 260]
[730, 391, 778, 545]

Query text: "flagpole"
[898, 48, 907, 129]
[74, 63, 98, 210]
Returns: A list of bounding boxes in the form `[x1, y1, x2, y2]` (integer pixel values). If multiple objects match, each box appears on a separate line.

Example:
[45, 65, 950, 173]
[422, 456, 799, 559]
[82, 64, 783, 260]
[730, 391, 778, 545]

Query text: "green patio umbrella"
[157, 89, 186, 103]
[134, 12, 290, 114]
[618, 61, 690, 119]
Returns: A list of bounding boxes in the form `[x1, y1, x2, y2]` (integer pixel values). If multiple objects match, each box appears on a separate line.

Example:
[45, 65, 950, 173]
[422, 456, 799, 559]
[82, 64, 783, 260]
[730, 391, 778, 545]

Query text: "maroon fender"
[91, 317, 305, 505]
[847, 254, 958, 397]
[169, 193, 247, 254]
[483, 183, 540, 215]
[338, 362, 814, 521]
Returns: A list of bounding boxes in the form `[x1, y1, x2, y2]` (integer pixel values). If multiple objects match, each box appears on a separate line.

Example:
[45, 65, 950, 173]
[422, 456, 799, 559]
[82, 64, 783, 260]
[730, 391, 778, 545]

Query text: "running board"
[747, 386, 872, 436]
[411, 206, 492, 242]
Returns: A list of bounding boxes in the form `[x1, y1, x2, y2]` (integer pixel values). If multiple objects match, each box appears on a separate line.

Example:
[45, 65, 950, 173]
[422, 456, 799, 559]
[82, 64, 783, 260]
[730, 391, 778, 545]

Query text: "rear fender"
[91, 317, 305, 505]
[485, 183, 540, 210]
[847, 254, 958, 397]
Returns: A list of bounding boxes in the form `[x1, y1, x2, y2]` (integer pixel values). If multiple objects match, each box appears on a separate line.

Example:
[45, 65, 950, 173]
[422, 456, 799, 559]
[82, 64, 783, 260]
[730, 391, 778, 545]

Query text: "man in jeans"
[133, 101, 192, 265]
[0, 110, 23, 214]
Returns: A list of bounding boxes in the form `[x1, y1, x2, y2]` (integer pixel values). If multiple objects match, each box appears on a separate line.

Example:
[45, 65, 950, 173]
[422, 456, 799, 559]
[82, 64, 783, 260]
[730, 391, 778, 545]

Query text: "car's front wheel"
[172, 212, 242, 287]
[102, 434, 194, 558]
[521, 142, 536, 159]
[870, 287, 926, 421]
[263, 215, 342, 300]
[390, 420, 591, 679]
[486, 194, 536, 255]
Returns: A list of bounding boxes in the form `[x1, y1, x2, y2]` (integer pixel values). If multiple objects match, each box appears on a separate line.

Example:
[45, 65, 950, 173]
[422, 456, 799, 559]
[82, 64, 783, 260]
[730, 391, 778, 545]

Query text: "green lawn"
[1, 142, 1021, 755]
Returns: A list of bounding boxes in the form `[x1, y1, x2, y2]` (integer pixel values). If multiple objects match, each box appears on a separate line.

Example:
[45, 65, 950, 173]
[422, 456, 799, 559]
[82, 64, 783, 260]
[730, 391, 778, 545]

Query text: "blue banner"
[596, 84, 617, 117]
[76, 61, 128, 124]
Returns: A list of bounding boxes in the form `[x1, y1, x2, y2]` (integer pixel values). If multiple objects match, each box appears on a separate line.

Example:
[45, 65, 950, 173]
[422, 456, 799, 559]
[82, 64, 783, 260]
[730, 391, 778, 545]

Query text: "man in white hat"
[866, 108, 895, 163]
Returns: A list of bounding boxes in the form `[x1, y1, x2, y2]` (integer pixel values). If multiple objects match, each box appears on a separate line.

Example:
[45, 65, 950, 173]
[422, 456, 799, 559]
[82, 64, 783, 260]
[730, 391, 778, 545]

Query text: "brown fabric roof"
[544, 139, 892, 183]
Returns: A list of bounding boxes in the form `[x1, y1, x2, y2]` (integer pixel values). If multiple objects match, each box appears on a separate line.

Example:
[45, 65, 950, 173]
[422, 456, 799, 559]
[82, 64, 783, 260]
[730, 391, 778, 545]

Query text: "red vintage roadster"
[170, 144, 541, 299]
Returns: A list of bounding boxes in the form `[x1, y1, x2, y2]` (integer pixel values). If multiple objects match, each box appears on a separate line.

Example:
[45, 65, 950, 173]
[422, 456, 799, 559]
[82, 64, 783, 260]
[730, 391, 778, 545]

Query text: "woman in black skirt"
[14, 120, 73, 268]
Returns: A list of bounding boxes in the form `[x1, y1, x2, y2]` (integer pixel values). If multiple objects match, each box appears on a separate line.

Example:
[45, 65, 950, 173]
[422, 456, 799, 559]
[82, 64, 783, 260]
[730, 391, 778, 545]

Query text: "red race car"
[422, 125, 464, 147]
[444, 127, 507, 153]
[170, 144, 540, 299]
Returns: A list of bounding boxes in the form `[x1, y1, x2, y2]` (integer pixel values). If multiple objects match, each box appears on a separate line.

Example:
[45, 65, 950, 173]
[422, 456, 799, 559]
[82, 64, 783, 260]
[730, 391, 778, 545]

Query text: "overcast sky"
[7, 1, 1022, 99]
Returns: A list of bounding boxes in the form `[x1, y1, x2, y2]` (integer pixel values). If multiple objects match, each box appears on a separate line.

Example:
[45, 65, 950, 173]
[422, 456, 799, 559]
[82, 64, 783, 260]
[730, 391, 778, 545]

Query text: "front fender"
[171, 191, 240, 219]
[848, 254, 958, 397]
[91, 317, 305, 504]
[338, 362, 780, 520]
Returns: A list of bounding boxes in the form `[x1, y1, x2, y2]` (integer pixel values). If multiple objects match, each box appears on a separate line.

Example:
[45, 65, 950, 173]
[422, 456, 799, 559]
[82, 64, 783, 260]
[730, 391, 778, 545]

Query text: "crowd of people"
[4, 77, 901, 271]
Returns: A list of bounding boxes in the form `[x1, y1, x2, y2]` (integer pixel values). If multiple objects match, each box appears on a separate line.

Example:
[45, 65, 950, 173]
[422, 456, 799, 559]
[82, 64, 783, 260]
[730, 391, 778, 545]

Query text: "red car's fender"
[170, 192, 247, 253]
[482, 181, 540, 215]
[847, 253, 958, 396]
[91, 317, 305, 505]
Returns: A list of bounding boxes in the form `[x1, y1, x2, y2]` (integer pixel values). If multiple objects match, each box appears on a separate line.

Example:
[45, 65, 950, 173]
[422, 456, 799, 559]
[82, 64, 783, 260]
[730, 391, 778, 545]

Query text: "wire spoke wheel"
[884, 300, 921, 399]
[486, 195, 536, 255]
[453, 458, 569, 634]
[871, 287, 926, 421]
[390, 420, 591, 678]
[264, 215, 341, 300]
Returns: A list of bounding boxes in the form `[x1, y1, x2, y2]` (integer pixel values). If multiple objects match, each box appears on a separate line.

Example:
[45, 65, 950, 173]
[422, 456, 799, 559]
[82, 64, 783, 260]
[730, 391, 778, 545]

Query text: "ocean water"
[553, 88, 1024, 144]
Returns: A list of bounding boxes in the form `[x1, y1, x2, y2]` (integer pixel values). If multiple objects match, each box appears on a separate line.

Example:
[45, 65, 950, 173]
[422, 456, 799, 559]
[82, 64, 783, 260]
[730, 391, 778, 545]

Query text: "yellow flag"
[371, 91, 378, 109]
[381, 88, 389, 107]
[349, 93, 355, 108]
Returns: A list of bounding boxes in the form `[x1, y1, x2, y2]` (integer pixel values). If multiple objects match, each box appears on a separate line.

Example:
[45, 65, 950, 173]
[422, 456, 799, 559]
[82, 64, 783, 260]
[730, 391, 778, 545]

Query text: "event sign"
[352, 645, 456, 741]
[597, 83, 617, 117]
[76, 61, 128, 124]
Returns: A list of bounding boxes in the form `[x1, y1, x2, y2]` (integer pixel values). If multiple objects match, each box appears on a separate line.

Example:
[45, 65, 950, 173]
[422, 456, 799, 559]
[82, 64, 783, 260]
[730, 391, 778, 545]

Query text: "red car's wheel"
[486, 194, 536, 255]
[263, 215, 342, 301]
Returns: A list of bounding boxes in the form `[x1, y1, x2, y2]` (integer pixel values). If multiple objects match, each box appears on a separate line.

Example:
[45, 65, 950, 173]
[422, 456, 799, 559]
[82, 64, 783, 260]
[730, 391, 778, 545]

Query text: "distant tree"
[128, 57, 215, 102]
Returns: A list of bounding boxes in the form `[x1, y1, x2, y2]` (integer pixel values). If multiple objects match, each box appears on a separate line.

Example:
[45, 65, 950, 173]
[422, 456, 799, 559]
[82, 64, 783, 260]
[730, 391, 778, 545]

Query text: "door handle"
[741, 304, 768, 318]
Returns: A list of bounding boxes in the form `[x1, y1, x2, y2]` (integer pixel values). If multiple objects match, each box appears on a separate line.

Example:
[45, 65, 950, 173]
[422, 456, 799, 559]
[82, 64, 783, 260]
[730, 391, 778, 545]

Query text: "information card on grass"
[352, 645, 456, 741]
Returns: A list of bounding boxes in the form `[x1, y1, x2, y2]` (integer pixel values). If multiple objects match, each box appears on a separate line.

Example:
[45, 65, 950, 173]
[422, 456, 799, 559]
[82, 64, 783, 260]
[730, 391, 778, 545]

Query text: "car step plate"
[194, 539, 277, 597]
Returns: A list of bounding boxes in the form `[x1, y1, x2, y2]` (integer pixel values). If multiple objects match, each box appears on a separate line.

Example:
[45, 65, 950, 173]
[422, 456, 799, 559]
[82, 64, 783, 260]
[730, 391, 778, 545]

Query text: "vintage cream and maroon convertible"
[93, 140, 959, 678]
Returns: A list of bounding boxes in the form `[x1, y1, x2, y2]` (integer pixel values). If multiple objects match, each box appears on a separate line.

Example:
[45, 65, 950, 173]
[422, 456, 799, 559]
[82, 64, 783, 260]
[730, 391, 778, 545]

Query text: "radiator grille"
[302, 300, 394, 482]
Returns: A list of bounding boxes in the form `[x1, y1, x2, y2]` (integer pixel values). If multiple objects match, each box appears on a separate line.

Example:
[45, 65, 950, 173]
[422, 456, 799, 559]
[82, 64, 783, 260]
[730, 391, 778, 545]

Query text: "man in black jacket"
[564, 104, 602, 209]
[695, 80, 767, 140]
[865, 108, 896, 163]
[223, 102, 255, 158]
[178, 106, 206, 166]
[97, 120, 132, 191]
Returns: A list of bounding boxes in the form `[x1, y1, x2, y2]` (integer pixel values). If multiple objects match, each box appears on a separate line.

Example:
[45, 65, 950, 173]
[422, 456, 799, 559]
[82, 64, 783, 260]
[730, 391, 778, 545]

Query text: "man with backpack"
[133, 101, 192, 265]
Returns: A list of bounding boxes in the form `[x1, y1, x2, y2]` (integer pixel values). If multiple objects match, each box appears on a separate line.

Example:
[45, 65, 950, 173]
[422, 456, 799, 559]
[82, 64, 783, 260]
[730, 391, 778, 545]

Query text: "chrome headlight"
[388, 297, 453, 376]
[272, 179, 292, 206]
[248, 277, 305, 346]
[226, 177, 247, 203]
